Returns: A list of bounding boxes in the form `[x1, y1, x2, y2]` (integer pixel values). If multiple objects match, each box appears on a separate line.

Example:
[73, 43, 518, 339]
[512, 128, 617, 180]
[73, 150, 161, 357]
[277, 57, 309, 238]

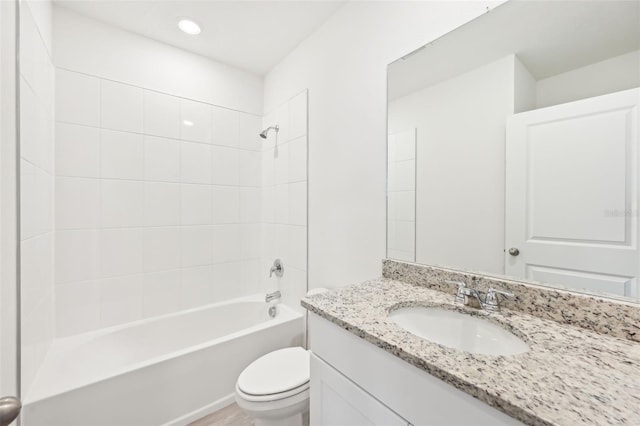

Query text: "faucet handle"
[445, 280, 467, 305]
[484, 287, 514, 311]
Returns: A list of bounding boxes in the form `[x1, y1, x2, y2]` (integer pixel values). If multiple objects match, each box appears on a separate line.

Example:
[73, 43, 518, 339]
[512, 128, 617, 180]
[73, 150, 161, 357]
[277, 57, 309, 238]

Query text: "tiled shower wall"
[261, 91, 308, 314]
[19, 0, 55, 396]
[54, 69, 265, 336]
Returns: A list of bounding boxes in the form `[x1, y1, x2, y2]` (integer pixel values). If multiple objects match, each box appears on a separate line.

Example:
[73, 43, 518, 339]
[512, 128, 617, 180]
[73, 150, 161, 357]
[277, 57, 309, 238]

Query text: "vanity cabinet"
[308, 313, 523, 426]
[311, 354, 408, 426]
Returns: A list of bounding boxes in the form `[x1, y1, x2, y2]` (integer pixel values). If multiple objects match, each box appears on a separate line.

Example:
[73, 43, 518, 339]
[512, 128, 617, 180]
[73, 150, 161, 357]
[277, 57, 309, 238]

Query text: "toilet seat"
[236, 347, 310, 401]
[236, 381, 309, 402]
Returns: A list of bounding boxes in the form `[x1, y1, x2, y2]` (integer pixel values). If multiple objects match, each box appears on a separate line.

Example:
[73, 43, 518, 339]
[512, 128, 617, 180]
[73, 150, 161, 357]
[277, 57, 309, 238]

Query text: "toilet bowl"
[235, 347, 310, 426]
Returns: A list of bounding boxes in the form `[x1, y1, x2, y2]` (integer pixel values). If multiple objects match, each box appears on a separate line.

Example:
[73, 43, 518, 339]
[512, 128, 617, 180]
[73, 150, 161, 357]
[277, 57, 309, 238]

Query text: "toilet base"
[254, 412, 304, 426]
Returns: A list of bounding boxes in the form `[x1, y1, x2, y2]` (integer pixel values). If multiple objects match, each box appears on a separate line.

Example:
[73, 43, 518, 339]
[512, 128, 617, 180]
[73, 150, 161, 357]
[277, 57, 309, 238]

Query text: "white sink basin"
[389, 307, 529, 356]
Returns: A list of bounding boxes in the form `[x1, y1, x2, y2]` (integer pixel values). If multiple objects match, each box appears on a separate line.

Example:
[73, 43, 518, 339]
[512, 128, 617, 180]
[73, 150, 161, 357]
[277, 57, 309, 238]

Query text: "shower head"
[259, 125, 279, 139]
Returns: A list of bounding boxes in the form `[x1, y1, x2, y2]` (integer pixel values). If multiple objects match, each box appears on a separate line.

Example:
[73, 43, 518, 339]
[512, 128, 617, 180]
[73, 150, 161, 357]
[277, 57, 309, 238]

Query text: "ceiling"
[388, 0, 640, 100]
[55, 0, 346, 75]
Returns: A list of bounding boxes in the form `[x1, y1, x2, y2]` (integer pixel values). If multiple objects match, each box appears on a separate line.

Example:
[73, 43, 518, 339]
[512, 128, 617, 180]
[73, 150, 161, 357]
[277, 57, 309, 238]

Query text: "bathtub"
[22, 295, 304, 426]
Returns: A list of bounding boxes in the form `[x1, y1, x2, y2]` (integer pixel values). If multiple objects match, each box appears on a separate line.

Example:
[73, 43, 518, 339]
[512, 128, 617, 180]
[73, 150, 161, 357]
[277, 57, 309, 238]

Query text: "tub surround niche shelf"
[383, 259, 640, 342]
[302, 272, 640, 425]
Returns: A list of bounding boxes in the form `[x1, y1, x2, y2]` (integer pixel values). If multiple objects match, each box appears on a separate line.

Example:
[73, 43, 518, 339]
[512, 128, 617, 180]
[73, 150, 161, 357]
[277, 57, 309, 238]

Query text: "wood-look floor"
[189, 403, 310, 426]
[188, 403, 253, 426]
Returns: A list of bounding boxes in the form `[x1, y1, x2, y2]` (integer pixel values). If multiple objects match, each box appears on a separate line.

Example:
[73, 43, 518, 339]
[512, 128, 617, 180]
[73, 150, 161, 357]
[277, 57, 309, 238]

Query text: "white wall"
[52, 9, 267, 336]
[53, 6, 263, 115]
[263, 1, 501, 289]
[389, 56, 520, 275]
[19, 0, 55, 398]
[536, 50, 640, 109]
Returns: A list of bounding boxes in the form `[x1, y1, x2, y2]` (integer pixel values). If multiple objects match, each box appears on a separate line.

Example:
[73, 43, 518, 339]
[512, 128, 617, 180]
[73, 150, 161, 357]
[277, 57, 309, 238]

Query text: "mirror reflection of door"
[505, 88, 640, 298]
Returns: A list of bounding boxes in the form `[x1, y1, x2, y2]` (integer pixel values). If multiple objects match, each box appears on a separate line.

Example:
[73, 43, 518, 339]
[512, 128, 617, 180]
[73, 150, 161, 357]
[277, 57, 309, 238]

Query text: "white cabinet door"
[505, 88, 640, 298]
[310, 354, 408, 426]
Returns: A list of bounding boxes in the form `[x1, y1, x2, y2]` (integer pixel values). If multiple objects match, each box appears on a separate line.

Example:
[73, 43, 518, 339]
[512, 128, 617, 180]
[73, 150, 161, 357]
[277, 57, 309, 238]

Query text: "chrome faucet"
[269, 259, 284, 278]
[265, 290, 281, 303]
[445, 281, 514, 311]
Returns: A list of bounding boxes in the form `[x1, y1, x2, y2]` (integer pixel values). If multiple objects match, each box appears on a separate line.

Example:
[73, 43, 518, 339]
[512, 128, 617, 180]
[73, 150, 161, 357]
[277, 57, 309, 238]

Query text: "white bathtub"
[22, 295, 304, 426]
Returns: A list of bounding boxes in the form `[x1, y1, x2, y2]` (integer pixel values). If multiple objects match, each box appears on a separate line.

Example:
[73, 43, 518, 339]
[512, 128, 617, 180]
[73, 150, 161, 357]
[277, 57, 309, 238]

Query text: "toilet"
[235, 288, 328, 426]
[235, 347, 310, 426]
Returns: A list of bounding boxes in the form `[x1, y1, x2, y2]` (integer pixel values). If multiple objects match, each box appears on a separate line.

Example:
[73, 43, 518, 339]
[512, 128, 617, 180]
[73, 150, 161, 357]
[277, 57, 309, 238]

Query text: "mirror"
[386, 0, 640, 302]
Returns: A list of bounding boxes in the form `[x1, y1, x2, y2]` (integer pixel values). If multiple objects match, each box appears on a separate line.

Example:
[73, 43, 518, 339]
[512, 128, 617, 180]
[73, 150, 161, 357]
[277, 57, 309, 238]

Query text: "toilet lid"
[237, 347, 310, 396]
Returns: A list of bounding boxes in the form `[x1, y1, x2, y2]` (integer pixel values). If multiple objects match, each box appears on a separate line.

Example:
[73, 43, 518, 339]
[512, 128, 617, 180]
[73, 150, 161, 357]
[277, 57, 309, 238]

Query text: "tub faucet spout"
[265, 290, 281, 303]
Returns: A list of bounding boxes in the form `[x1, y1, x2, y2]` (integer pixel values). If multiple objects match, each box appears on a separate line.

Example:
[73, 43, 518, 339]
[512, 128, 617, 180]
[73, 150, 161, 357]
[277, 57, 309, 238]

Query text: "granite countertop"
[301, 279, 640, 426]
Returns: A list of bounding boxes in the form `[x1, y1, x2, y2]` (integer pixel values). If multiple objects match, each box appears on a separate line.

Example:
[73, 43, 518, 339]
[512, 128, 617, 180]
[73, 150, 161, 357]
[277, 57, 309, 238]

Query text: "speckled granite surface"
[302, 279, 640, 426]
[383, 259, 640, 342]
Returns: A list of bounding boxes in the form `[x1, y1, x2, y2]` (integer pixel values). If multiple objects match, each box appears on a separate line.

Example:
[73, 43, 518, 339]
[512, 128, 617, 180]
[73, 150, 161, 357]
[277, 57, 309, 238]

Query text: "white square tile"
[212, 262, 244, 301]
[143, 182, 180, 226]
[261, 186, 275, 223]
[99, 275, 142, 327]
[238, 113, 262, 151]
[142, 227, 181, 273]
[143, 90, 180, 139]
[21, 234, 52, 316]
[261, 149, 275, 186]
[211, 105, 239, 147]
[55, 229, 99, 284]
[181, 141, 211, 184]
[288, 136, 307, 183]
[239, 187, 261, 223]
[144, 136, 181, 182]
[211, 146, 239, 185]
[239, 150, 261, 187]
[55, 281, 100, 337]
[101, 129, 144, 180]
[241, 224, 261, 260]
[101, 180, 144, 228]
[20, 80, 39, 166]
[55, 123, 100, 178]
[275, 103, 290, 144]
[55, 177, 100, 230]
[261, 224, 276, 260]
[181, 266, 214, 308]
[211, 224, 242, 263]
[55, 69, 100, 127]
[99, 228, 143, 278]
[20, 161, 38, 240]
[211, 186, 240, 224]
[142, 270, 182, 317]
[181, 226, 213, 268]
[274, 184, 289, 224]
[274, 143, 289, 185]
[288, 182, 307, 226]
[289, 91, 307, 140]
[288, 225, 307, 270]
[35, 169, 53, 237]
[241, 260, 262, 294]
[181, 99, 211, 143]
[181, 184, 212, 225]
[101, 80, 143, 133]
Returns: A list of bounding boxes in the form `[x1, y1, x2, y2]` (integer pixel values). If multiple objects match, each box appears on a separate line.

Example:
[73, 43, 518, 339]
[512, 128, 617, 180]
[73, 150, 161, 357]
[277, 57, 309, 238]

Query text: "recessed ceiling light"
[178, 19, 201, 35]
[183, 120, 194, 126]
